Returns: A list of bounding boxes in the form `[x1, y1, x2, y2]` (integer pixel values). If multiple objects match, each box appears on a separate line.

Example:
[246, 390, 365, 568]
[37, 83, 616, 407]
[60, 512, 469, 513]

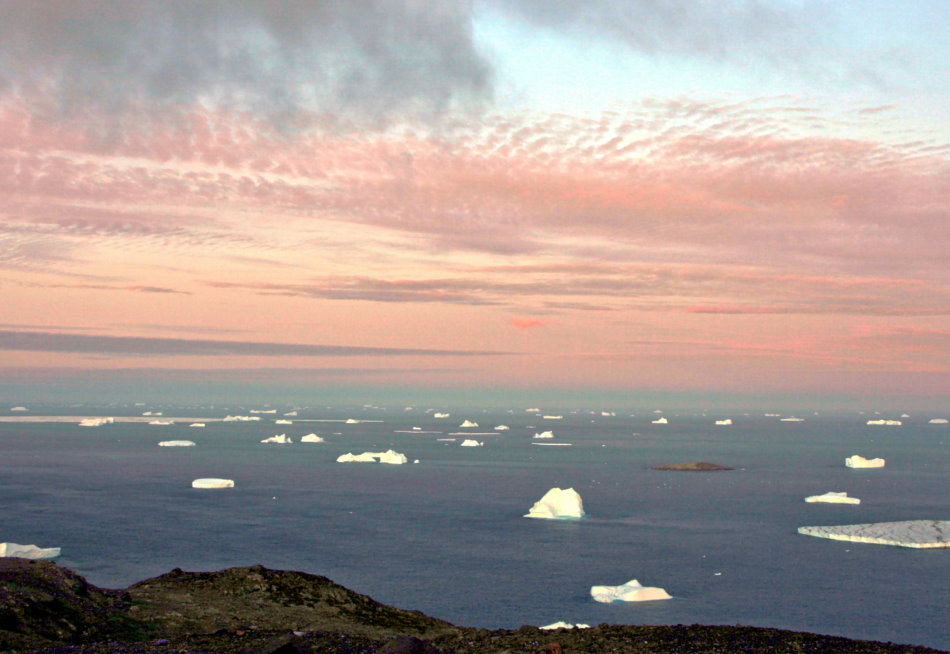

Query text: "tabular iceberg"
[261, 434, 292, 444]
[524, 487, 585, 519]
[78, 417, 113, 427]
[805, 491, 860, 504]
[866, 419, 902, 426]
[798, 520, 950, 548]
[191, 478, 234, 489]
[336, 450, 408, 464]
[189, 423, 206, 428]
[300, 433, 325, 443]
[846, 455, 885, 468]
[275, 419, 293, 425]
[715, 418, 733, 425]
[0, 542, 61, 559]
[929, 418, 948, 424]
[158, 440, 196, 447]
[590, 579, 671, 603]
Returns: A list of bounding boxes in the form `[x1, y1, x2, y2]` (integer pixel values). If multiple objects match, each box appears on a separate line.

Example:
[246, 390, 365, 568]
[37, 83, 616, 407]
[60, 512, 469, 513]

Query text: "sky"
[1, 0, 948, 410]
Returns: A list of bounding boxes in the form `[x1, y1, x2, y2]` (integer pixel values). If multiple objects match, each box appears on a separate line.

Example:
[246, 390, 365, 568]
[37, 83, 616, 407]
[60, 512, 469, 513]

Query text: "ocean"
[1, 404, 947, 650]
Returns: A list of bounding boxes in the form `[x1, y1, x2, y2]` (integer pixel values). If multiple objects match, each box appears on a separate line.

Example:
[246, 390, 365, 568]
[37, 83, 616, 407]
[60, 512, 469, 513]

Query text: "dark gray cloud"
[0, 1, 493, 127]
[0, 330, 506, 357]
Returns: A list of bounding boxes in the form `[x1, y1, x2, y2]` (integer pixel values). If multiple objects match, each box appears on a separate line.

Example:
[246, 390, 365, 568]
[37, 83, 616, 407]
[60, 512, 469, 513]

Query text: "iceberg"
[250, 409, 277, 414]
[261, 433, 292, 444]
[866, 419, 902, 426]
[540, 622, 591, 631]
[928, 418, 948, 424]
[846, 455, 885, 468]
[9, 406, 27, 412]
[805, 491, 860, 504]
[148, 420, 173, 425]
[459, 419, 478, 427]
[300, 433, 325, 443]
[345, 418, 360, 424]
[0, 542, 61, 559]
[336, 449, 408, 465]
[222, 415, 260, 422]
[494, 424, 510, 431]
[542, 415, 563, 420]
[284, 411, 298, 416]
[189, 423, 206, 428]
[158, 440, 196, 447]
[78, 417, 114, 427]
[590, 579, 671, 603]
[275, 419, 293, 424]
[715, 419, 733, 426]
[797, 520, 950, 548]
[780, 417, 804, 422]
[191, 478, 234, 489]
[433, 412, 450, 418]
[524, 487, 585, 519]
[533, 430, 554, 439]
[460, 439, 483, 447]
[651, 417, 668, 424]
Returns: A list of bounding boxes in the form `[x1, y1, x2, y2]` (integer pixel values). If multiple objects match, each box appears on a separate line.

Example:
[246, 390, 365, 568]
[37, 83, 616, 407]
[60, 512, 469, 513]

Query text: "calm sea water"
[1, 404, 947, 650]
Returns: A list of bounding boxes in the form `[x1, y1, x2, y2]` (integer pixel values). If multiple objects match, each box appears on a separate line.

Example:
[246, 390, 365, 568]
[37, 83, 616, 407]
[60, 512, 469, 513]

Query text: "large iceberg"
[533, 430, 554, 439]
[846, 455, 885, 468]
[158, 440, 196, 447]
[805, 491, 860, 504]
[191, 478, 234, 489]
[300, 433, 325, 443]
[524, 487, 585, 519]
[540, 622, 591, 631]
[460, 439, 483, 447]
[459, 419, 478, 427]
[590, 579, 671, 603]
[336, 449, 407, 464]
[0, 542, 61, 559]
[261, 433, 292, 444]
[798, 520, 950, 548]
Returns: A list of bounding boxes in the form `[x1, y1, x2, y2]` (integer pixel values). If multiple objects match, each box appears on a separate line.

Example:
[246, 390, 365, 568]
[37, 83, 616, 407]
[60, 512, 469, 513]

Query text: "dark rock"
[376, 635, 447, 653]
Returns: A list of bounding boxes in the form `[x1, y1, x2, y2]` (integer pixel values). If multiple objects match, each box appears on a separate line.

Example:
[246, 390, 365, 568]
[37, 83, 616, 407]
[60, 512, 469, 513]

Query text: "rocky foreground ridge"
[0, 559, 945, 654]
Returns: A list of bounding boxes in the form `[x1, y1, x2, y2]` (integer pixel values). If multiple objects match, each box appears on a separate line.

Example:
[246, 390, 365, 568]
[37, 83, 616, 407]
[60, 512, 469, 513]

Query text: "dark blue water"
[1, 405, 947, 649]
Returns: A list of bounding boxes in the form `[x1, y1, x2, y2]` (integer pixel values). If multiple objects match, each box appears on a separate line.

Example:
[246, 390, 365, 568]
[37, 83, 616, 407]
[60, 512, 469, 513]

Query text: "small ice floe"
[866, 419, 902, 426]
[261, 433, 292, 444]
[715, 419, 733, 426]
[437, 438, 457, 442]
[78, 417, 114, 427]
[601, 411, 615, 417]
[459, 419, 478, 428]
[532, 442, 573, 446]
[805, 491, 860, 504]
[460, 439, 483, 447]
[780, 417, 804, 422]
[222, 415, 260, 422]
[929, 418, 948, 424]
[250, 409, 276, 414]
[189, 423, 206, 428]
[148, 420, 173, 425]
[191, 478, 234, 489]
[9, 406, 27, 412]
[158, 440, 196, 447]
[651, 417, 668, 425]
[345, 418, 360, 424]
[845, 455, 885, 468]
[590, 579, 671, 603]
[798, 520, 950, 548]
[540, 622, 591, 631]
[336, 450, 407, 464]
[542, 415, 563, 420]
[0, 542, 61, 559]
[433, 412, 450, 418]
[284, 411, 298, 416]
[300, 433, 325, 443]
[494, 424, 510, 430]
[526, 407, 540, 413]
[142, 411, 161, 416]
[524, 487, 585, 519]
[275, 419, 293, 425]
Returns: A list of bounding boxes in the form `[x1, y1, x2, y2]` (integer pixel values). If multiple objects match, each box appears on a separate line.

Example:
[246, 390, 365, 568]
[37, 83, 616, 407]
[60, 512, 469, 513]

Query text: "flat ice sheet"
[798, 520, 950, 548]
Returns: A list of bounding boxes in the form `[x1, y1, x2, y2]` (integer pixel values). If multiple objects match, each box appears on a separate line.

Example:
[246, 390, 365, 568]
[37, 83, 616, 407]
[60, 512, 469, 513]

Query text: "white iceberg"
[0, 542, 61, 559]
[78, 417, 114, 427]
[148, 420, 173, 425]
[345, 418, 360, 424]
[798, 520, 950, 548]
[261, 433, 292, 444]
[846, 455, 885, 468]
[460, 439, 483, 447]
[928, 418, 948, 424]
[715, 419, 733, 426]
[524, 487, 585, 519]
[651, 417, 668, 424]
[540, 622, 591, 631]
[250, 409, 276, 414]
[300, 433, 325, 443]
[336, 449, 407, 464]
[526, 407, 540, 413]
[9, 406, 27, 412]
[433, 412, 450, 418]
[191, 478, 234, 489]
[543, 415, 563, 420]
[222, 415, 260, 422]
[459, 419, 478, 427]
[275, 419, 293, 425]
[780, 417, 804, 422]
[494, 424, 510, 431]
[805, 491, 860, 504]
[284, 411, 298, 416]
[533, 430, 554, 439]
[590, 579, 671, 603]
[158, 440, 196, 447]
[189, 423, 206, 428]
[866, 419, 902, 426]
